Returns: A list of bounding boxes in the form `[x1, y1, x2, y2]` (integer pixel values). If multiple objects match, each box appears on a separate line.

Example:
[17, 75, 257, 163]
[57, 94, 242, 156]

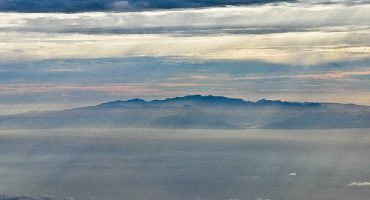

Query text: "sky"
[0, 0, 370, 114]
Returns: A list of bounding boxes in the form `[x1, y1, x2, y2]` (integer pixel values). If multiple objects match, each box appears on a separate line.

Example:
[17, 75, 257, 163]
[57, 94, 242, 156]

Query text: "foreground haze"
[0, 128, 370, 200]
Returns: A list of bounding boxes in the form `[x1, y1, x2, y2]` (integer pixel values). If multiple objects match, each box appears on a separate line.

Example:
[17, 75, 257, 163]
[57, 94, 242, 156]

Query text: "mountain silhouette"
[0, 95, 369, 129]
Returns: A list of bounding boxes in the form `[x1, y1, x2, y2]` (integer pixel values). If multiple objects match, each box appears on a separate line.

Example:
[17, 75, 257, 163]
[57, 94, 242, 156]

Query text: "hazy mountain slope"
[265, 110, 370, 129]
[0, 95, 369, 129]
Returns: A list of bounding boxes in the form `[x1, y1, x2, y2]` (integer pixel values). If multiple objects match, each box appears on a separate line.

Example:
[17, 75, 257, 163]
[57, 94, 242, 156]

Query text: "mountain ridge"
[97, 95, 328, 108]
[0, 95, 369, 130]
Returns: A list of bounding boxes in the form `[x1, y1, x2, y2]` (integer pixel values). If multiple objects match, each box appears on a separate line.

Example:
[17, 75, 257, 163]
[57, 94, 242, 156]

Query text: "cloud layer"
[0, 1, 369, 112]
[0, 2, 369, 65]
[0, 194, 74, 200]
[0, 0, 292, 12]
[1, 0, 368, 12]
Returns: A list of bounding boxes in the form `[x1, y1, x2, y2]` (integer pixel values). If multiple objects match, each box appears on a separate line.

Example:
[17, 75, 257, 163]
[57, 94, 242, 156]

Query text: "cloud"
[1, 31, 369, 65]
[284, 70, 370, 80]
[0, 2, 369, 65]
[348, 181, 370, 186]
[0, 0, 293, 12]
[1, 3, 370, 35]
[1, 0, 368, 13]
[0, 195, 75, 200]
[0, 195, 55, 200]
[109, 1, 131, 10]
[158, 82, 214, 87]
[0, 0, 369, 113]
[226, 70, 370, 81]
[0, 84, 161, 96]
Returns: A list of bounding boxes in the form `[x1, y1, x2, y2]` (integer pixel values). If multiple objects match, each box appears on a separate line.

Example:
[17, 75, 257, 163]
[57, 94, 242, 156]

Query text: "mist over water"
[0, 129, 370, 200]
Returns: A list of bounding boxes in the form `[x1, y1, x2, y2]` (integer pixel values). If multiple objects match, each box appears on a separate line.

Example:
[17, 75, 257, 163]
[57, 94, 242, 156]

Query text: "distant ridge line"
[99, 94, 326, 107]
[1, 94, 369, 130]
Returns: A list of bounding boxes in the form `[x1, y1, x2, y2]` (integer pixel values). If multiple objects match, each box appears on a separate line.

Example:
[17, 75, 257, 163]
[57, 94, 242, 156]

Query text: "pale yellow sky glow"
[1, 31, 370, 65]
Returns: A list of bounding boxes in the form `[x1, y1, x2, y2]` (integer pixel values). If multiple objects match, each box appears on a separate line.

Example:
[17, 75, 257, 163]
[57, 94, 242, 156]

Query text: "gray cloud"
[0, 0, 294, 12]
[1, 0, 368, 13]
[0, 2, 369, 65]
[1, 3, 369, 35]
[0, 195, 77, 200]
[0, 195, 35, 200]
[0, 195, 53, 200]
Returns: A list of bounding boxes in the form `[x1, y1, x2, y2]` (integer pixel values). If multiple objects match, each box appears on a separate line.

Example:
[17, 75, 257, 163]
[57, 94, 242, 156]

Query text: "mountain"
[0, 95, 369, 129]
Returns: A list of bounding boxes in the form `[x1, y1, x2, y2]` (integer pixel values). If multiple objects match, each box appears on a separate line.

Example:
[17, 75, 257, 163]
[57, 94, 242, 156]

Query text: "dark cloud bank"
[0, 195, 34, 200]
[0, 195, 72, 200]
[0, 0, 293, 12]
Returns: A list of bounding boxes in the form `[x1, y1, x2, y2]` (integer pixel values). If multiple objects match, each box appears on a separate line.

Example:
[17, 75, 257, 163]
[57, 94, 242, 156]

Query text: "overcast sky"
[0, 0, 370, 114]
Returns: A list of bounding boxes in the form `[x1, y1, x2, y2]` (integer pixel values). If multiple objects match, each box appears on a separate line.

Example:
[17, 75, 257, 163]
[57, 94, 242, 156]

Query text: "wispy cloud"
[158, 82, 214, 87]
[0, 84, 160, 96]
[226, 70, 370, 81]
[168, 69, 370, 83]
[1, 31, 369, 65]
[348, 181, 370, 186]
